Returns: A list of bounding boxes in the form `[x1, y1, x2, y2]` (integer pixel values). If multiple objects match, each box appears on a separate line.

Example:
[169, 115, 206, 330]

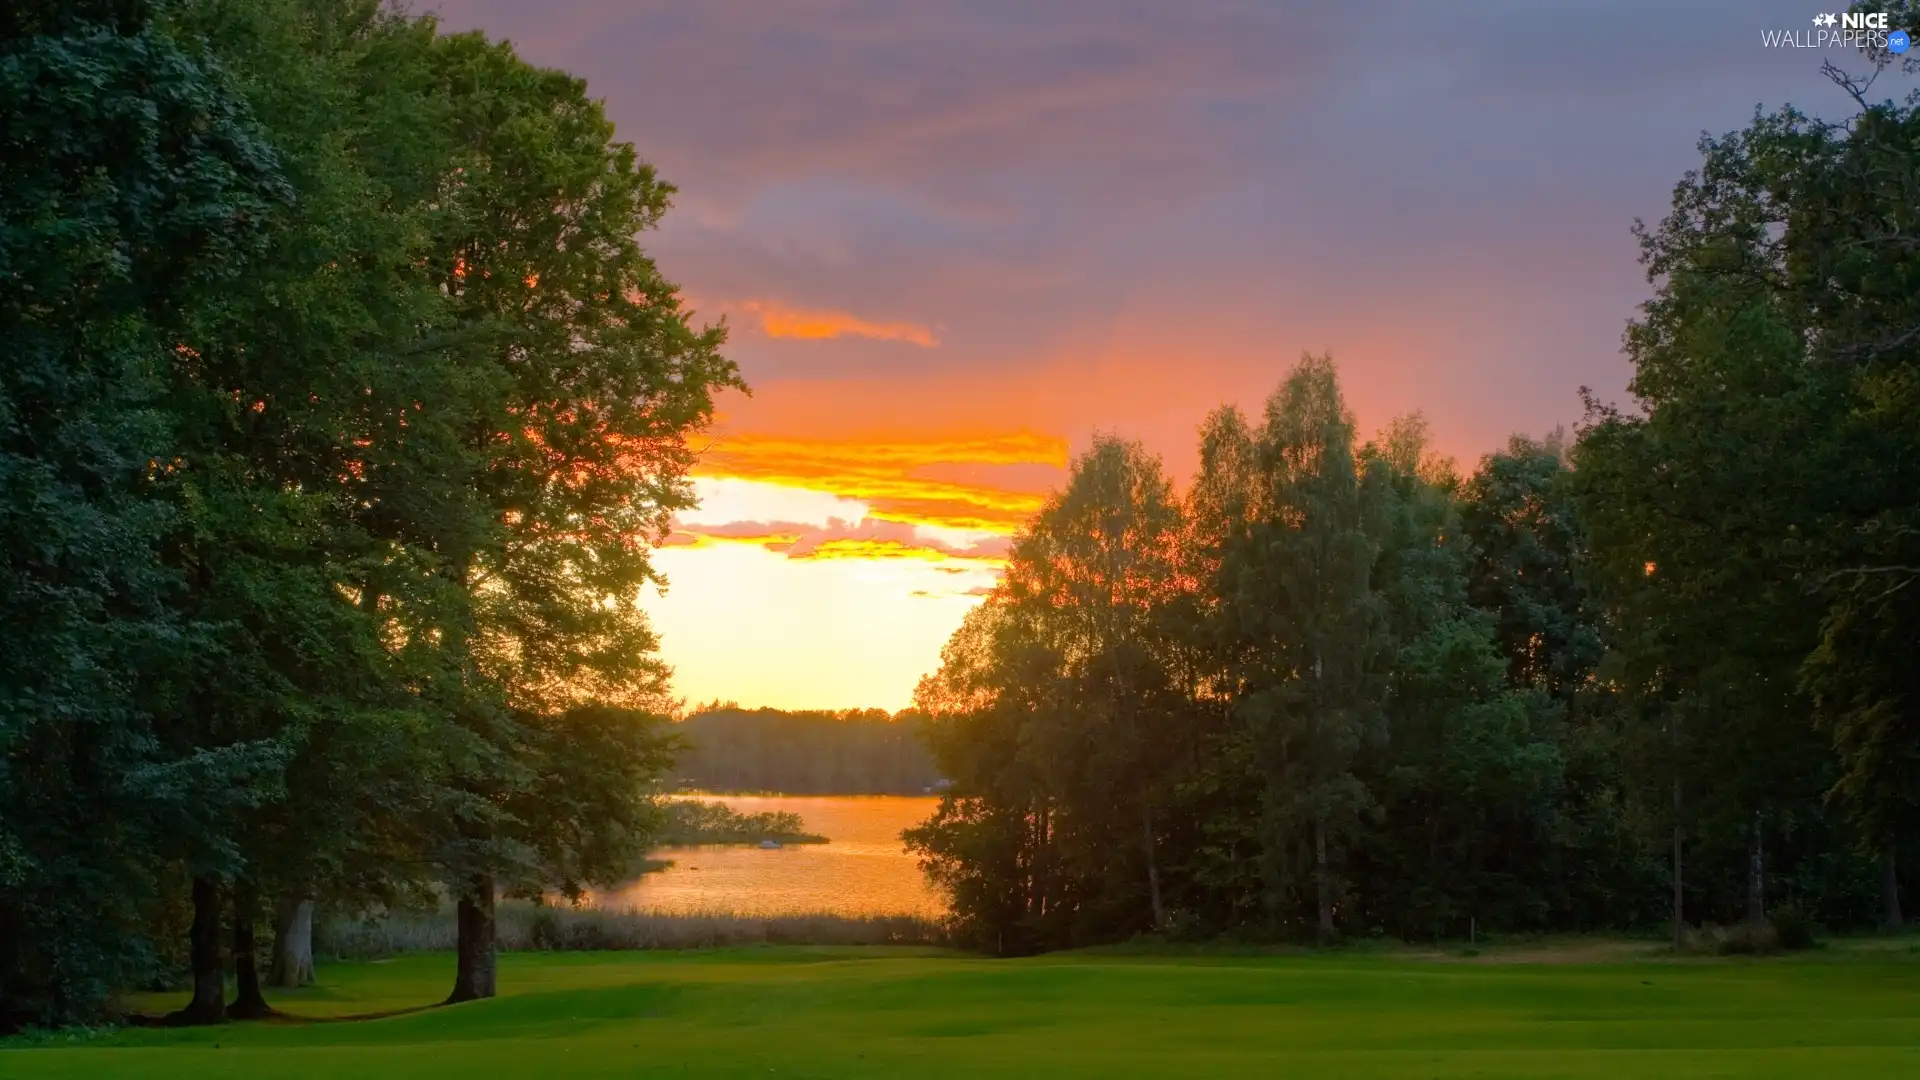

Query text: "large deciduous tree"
[1576, 57, 1920, 936]
[419, 29, 740, 1002]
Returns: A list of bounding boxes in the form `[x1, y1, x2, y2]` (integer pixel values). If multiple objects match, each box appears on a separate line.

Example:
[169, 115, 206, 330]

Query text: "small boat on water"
[758, 839, 782, 850]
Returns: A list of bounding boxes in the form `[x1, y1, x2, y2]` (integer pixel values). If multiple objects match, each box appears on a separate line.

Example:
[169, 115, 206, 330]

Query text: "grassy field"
[5, 943, 1917, 1078]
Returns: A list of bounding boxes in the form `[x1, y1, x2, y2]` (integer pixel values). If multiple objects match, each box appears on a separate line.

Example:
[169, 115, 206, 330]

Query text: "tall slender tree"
[1012, 437, 1184, 930]
[1225, 354, 1384, 938]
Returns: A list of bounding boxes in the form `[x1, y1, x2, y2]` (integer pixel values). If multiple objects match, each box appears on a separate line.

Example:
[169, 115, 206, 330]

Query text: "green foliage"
[399, 27, 741, 931]
[1771, 903, 1819, 951]
[1457, 433, 1600, 701]
[1224, 356, 1384, 937]
[907, 436, 1192, 951]
[508, 706, 682, 903]
[1575, 83, 1920, 934]
[0, 0, 287, 1028]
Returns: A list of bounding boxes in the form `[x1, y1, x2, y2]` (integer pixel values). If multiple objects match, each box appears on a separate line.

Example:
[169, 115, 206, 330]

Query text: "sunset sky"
[431, 0, 1894, 712]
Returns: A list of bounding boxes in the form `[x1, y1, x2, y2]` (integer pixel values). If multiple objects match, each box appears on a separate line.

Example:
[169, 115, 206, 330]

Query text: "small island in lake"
[656, 798, 828, 847]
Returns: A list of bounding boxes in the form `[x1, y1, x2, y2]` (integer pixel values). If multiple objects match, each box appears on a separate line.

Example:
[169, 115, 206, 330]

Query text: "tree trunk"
[229, 885, 270, 1019]
[174, 876, 227, 1025]
[1142, 805, 1165, 931]
[269, 894, 315, 988]
[445, 875, 497, 1003]
[1310, 639, 1335, 944]
[1314, 815, 1335, 941]
[1746, 812, 1765, 926]
[1671, 777, 1685, 950]
[1036, 802, 1050, 919]
[1884, 854, 1904, 930]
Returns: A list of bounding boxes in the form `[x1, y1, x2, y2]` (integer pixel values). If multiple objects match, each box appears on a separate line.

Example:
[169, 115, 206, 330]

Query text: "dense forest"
[0, 0, 738, 1029]
[672, 707, 942, 794]
[906, 47, 1920, 953]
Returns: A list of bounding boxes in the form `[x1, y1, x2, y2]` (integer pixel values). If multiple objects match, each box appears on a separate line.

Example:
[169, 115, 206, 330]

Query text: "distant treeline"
[672, 707, 943, 794]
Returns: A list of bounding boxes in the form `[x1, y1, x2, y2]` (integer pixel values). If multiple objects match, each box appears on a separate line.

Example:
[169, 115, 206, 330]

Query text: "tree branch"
[1820, 59, 1878, 113]
[1828, 323, 1920, 364]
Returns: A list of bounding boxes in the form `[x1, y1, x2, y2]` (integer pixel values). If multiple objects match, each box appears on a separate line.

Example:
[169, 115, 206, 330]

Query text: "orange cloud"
[692, 431, 1066, 532]
[667, 515, 1011, 565]
[737, 300, 939, 347]
[804, 538, 965, 562]
[659, 529, 804, 551]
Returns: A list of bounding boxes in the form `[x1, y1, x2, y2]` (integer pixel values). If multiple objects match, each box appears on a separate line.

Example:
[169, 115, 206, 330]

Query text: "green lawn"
[5, 945, 1918, 1078]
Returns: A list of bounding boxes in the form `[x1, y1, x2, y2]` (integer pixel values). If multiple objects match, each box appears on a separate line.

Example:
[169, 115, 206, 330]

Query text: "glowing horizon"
[643, 441, 1039, 712]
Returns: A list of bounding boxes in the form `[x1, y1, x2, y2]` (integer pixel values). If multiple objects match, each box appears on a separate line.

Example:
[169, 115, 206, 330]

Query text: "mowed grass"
[6, 944, 1918, 1078]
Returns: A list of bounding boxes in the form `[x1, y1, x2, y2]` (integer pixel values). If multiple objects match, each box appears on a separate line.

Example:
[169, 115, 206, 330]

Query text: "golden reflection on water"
[588, 795, 945, 918]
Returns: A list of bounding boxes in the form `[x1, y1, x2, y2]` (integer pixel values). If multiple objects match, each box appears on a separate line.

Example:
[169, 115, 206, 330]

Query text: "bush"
[1713, 922, 1779, 956]
[1677, 916, 1820, 957]
[526, 908, 563, 951]
[1675, 922, 1778, 956]
[1770, 905, 1818, 951]
[1160, 909, 1214, 943]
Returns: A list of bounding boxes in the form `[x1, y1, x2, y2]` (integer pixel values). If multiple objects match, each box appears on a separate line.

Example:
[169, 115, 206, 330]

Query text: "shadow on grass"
[125, 1002, 441, 1028]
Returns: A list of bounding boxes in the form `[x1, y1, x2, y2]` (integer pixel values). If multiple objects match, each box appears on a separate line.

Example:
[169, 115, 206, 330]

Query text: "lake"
[589, 795, 945, 918]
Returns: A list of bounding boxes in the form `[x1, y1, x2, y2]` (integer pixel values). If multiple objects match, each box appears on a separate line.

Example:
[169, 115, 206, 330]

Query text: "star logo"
[1813, 12, 1838, 27]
